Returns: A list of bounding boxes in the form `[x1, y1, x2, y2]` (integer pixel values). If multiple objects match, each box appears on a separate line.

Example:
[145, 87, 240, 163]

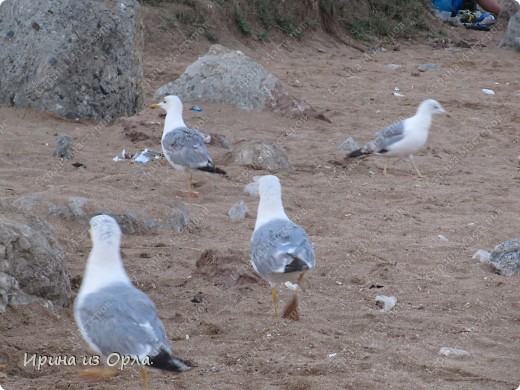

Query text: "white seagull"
[150, 95, 226, 198]
[348, 99, 446, 177]
[74, 215, 189, 385]
[250, 175, 315, 319]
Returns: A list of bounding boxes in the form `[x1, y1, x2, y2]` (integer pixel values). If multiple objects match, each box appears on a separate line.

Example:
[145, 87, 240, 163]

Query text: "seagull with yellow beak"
[150, 95, 226, 198]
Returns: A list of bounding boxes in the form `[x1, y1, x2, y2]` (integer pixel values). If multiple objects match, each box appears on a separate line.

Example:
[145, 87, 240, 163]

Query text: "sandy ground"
[1, 10, 520, 390]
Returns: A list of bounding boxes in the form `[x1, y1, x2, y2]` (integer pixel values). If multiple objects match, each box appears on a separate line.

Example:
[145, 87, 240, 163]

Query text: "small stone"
[228, 200, 249, 220]
[481, 88, 495, 95]
[489, 238, 520, 276]
[233, 140, 294, 172]
[168, 203, 192, 233]
[439, 347, 470, 358]
[52, 134, 74, 160]
[338, 137, 360, 153]
[244, 181, 259, 197]
[418, 63, 439, 72]
[18, 236, 31, 251]
[472, 249, 491, 263]
[191, 292, 203, 303]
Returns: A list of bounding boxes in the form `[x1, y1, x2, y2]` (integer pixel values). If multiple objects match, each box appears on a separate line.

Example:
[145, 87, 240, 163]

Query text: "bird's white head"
[151, 95, 183, 114]
[258, 175, 282, 200]
[150, 95, 186, 133]
[89, 215, 122, 249]
[254, 175, 288, 229]
[418, 99, 446, 115]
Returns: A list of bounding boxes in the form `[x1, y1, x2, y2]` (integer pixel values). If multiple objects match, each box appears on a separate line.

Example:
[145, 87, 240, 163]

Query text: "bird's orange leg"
[410, 160, 423, 177]
[271, 287, 279, 317]
[185, 172, 198, 198]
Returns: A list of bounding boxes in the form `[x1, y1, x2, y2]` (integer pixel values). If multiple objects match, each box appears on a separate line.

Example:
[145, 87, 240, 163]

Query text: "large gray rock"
[154, 45, 315, 119]
[499, 11, 520, 50]
[0, 213, 71, 312]
[489, 238, 520, 276]
[233, 140, 294, 172]
[0, 0, 144, 121]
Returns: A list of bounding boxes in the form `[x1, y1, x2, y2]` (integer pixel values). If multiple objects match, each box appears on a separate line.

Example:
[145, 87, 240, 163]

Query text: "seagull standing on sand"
[74, 215, 189, 386]
[250, 175, 315, 320]
[150, 95, 226, 198]
[348, 99, 446, 177]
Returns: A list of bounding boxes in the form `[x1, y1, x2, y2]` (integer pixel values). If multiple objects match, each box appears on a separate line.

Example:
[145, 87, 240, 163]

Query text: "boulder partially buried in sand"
[0, 212, 71, 312]
[233, 140, 294, 172]
[154, 44, 316, 119]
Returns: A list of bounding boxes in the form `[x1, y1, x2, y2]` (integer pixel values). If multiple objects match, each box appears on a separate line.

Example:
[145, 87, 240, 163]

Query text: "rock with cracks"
[0, 212, 71, 312]
[154, 44, 316, 119]
[489, 238, 520, 276]
[0, 0, 144, 122]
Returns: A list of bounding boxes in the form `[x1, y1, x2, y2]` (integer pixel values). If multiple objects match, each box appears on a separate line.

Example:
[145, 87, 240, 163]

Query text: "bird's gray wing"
[77, 283, 171, 359]
[162, 127, 214, 169]
[363, 120, 406, 153]
[251, 219, 315, 278]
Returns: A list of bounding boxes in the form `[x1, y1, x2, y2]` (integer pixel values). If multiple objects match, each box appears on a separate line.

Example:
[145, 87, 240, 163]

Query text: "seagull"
[250, 175, 315, 319]
[74, 215, 189, 386]
[150, 95, 226, 198]
[348, 99, 446, 177]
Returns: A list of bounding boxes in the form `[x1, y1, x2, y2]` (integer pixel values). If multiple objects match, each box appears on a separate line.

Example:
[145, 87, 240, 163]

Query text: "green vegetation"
[140, 0, 433, 45]
[234, 3, 252, 36]
[205, 29, 220, 43]
[339, 0, 429, 43]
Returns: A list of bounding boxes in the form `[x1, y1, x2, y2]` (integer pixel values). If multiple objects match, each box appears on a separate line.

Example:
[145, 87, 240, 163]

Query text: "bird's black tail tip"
[347, 149, 367, 158]
[150, 350, 190, 372]
[197, 166, 227, 175]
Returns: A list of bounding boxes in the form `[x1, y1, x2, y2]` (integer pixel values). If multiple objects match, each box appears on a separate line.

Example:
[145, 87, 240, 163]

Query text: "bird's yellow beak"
[149, 103, 161, 109]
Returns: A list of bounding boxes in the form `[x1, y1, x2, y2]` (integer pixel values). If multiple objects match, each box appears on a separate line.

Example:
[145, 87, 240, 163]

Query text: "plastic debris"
[133, 149, 162, 164]
[387, 64, 402, 70]
[439, 347, 470, 358]
[481, 88, 495, 95]
[284, 281, 298, 290]
[113, 156, 124, 162]
[375, 295, 397, 312]
[472, 249, 491, 263]
[437, 234, 449, 242]
[392, 87, 404, 97]
[327, 353, 337, 358]
[190, 106, 203, 112]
